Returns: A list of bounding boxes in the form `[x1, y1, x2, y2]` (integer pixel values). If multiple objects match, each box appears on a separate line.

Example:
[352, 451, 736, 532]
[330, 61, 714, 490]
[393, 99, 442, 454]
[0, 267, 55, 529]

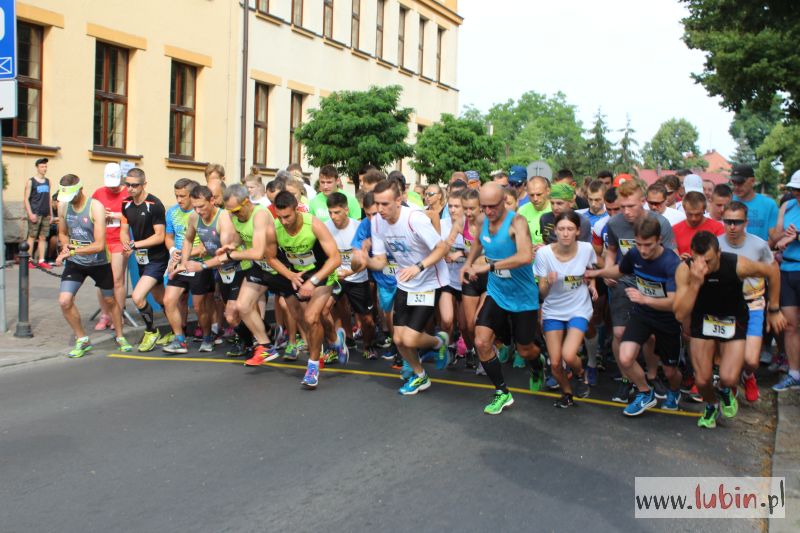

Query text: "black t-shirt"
[122, 194, 169, 263]
[575, 196, 589, 210]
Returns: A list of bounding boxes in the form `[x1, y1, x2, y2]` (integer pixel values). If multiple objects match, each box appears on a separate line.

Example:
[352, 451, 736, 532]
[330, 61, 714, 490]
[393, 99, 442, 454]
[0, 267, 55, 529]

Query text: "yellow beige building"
[2, 0, 462, 241]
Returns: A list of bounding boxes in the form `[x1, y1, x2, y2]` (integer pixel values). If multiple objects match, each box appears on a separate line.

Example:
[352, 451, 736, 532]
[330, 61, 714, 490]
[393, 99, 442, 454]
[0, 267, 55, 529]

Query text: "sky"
[456, 0, 737, 160]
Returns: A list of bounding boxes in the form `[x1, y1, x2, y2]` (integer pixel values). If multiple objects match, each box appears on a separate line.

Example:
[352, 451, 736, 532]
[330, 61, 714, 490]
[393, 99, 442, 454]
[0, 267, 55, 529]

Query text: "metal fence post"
[14, 242, 33, 338]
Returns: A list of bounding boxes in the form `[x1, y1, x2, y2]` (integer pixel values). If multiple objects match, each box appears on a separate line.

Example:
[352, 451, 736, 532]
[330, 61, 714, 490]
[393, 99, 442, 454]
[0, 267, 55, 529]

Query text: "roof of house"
[636, 168, 730, 186]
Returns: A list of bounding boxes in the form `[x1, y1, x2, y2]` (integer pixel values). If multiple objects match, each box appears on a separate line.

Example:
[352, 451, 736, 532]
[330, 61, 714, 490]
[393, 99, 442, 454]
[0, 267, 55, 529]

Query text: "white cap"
[104, 162, 121, 187]
[683, 174, 704, 194]
[786, 169, 800, 190]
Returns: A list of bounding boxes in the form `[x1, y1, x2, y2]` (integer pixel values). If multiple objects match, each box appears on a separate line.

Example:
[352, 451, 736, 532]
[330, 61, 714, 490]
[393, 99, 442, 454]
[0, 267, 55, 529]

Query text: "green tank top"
[197, 209, 252, 271]
[275, 212, 333, 280]
[231, 204, 270, 272]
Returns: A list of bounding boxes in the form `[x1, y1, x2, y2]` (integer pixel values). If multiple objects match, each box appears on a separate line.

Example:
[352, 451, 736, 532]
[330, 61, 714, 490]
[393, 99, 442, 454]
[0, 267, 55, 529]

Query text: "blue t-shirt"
[518, 194, 530, 207]
[619, 247, 681, 327]
[352, 217, 397, 288]
[165, 205, 193, 251]
[733, 193, 777, 241]
[781, 199, 800, 272]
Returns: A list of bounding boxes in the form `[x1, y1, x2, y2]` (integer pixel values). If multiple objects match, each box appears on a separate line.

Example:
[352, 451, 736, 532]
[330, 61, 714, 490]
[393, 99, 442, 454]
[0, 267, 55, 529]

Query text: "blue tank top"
[480, 210, 539, 312]
[782, 199, 800, 272]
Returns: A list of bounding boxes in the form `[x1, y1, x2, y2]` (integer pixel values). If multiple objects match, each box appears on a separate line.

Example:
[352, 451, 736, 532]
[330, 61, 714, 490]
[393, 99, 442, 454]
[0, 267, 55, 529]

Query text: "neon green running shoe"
[116, 336, 133, 352]
[156, 332, 175, 346]
[719, 388, 739, 418]
[697, 404, 719, 429]
[138, 330, 160, 352]
[484, 390, 514, 415]
[323, 348, 339, 364]
[67, 337, 93, 358]
[529, 354, 545, 392]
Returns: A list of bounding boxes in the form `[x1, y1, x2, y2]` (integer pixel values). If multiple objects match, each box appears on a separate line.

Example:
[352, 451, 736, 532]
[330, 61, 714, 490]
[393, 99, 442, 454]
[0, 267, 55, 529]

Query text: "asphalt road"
[0, 342, 776, 533]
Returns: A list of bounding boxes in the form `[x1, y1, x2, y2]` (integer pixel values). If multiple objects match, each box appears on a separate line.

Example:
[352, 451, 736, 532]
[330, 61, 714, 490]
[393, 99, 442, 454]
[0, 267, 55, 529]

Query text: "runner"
[120, 168, 169, 352]
[308, 165, 361, 222]
[326, 192, 377, 359]
[462, 183, 543, 414]
[708, 184, 733, 222]
[539, 183, 592, 244]
[718, 201, 774, 401]
[577, 179, 608, 226]
[672, 191, 724, 258]
[459, 188, 487, 370]
[439, 190, 467, 364]
[674, 231, 785, 428]
[55, 174, 132, 356]
[354, 179, 449, 395]
[534, 210, 595, 406]
[267, 190, 345, 389]
[729, 164, 778, 242]
[518, 176, 551, 246]
[23, 157, 52, 269]
[645, 182, 685, 226]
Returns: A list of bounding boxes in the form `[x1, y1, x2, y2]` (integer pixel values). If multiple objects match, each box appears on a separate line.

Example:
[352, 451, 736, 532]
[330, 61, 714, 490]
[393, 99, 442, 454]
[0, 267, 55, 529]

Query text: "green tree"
[410, 114, 501, 184]
[642, 118, 708, 170]
[582, 109, 614, 176]
[728, 96, 784, 154]
[755, 122, 800, 195]
[613, 117, 641, 174]
[681, 0, 800, 119]
[294, 85, 413, 188]
[731, 136, 757, 167]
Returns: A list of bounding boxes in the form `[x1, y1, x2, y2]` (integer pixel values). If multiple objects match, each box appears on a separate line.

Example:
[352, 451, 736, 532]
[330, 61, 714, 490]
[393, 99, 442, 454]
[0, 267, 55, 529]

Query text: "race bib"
[287, 250, 316, 267]
[339, 249, 353, 270]
[636, 276, 666, 298]
[564, 275, 584, 290]
[135, 249, 149, 265]
[69, 239, 91, 249]
[493, 268, 511, 279]
[383, 263, 399, 276]
[407, 290, 435, 307]
[702, 315, 735, 339]
[178, 270, 196, 278]
[219, 263, 237, 284]
[255, 260, 276, 274]
[451, 246, 466, 263]
[106, 218, 121, 228]
[619, 239, 636, 256]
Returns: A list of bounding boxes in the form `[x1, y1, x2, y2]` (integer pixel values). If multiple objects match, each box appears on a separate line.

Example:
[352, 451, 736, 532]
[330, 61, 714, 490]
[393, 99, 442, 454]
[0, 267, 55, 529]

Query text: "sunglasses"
[227, 199, 249, 213]
[722, 219, 746, 226]
[480, 201, 503, 210]
[647, 200, 665, 207]
[665, 189, 676, 195]
[124, 182, 143, 188]
[425, 191, 439, 197]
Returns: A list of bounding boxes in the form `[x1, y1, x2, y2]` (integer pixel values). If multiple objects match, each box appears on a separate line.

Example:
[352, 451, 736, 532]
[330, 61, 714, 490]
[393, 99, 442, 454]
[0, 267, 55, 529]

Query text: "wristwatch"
[201, 263, 209, 270]
[489, 262, 496, 273]
[768, 307, 781, 314]
[416, 261, 425, 272]
[309, 275, 321, 286]
[226, 250, 234, 262]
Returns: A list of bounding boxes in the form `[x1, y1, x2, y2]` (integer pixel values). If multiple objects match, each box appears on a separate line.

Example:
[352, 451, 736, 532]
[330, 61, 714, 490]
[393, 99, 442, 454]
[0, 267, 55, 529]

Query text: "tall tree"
[681, 0, 800, 120]
[410, 114, 501, 184]
[294, 85, 413, 188]
[731, 136, 757, 167]
[642, 118, 707, 170]
[582, 109, 614, 176]
[613, 117, 641, 174]
[728, 96, 784, 153]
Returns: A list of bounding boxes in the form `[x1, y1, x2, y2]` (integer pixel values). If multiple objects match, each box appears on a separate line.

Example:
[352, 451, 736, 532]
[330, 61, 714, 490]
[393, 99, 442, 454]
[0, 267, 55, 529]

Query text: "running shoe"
[301, 364, 319, 389]
[768, 354, 787, 373]
[282, 342, 298, 361]
[688, 384, 704, 403]
[244, 344, 279, 366]
[434, 332, 449, 370]
[649, 378, 668, 400]
[545, 375, 560, 390]
[273, 326, 288, 350]
[772, 374, 800, 392]
[611, 379, 633, 403]
[484, 390, 514, 415]
[138, 330, 160, 353]
[456, 336, 467, 356]
[572, 377, 590, 399]
[364, 346, 378, 360]
[697, 404, 719, 429]
[156, 332, 175, 346]
[624, 389, 657, 416]
[353, 326, 363, 341]
[375, 332, 392, 349]
[163, 340, 189, 354]
[529, 355, 545, 392]
[199, 340, 214, 353]
[400, 360, 415, 381]
[497, 344, 510, 364]
[465, 348, 478, 369]
[381, 347, 398, 361]
[512, 351, 526, 369]
[398, 373, 431, 395]
[680, 375, 695, 394]
[475, 363, 486, 376]
[115, 336, 133, 353]
[296, 338, 308, 354]
[67, 337, 92, 358]
[553, 393, 575, 408]
[718, 387, 738, 418]
[191, 327, 203, 340]
[391, 353, 403, 369]
[743, 373, 759, 402]
[94, 315, 111, 331]
[585, 366, 598, 386]
[335, 327, 349, 365]
[223, 326, 235, 339]
[446, 345, 458, 369]
[323, 347, 339, 365]
[662, 389, 680, 411]
[37, 260, 52, 270]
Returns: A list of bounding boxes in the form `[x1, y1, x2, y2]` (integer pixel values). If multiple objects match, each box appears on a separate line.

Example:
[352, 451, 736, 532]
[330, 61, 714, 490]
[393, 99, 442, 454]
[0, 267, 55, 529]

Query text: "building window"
[257, 0, 269, 14]
[292, 0, 303, 26]
[418, 18, 426, 75]
[351, 0, 360, 48]
[289, 92, 304, 165]
[169, 61, 197, 159]
[2, 22, 43, 142]
[253, 83, 269, 167]
[93, 42, 128, 151]
[398, 7, 407, 68]
[375, 0, 384, 58]
[323, 0, 334, 39]
[436, 27, 444, 82]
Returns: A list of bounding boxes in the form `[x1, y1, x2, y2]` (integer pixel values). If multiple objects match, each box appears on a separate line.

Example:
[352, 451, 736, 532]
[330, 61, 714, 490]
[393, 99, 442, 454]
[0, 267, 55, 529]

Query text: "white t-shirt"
[371, 206, 449, 292]
[440, 217, 465, 290]
[303, 183, 316, 201]
[326, 218, 368, 283]
[644, 204, 685, 226]
[534, 241, 597, 321]
[252, 196, 271, 207]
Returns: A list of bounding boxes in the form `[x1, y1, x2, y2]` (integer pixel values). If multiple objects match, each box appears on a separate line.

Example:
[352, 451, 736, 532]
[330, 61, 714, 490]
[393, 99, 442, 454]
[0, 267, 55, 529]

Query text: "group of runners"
[45, 157, 800, 429]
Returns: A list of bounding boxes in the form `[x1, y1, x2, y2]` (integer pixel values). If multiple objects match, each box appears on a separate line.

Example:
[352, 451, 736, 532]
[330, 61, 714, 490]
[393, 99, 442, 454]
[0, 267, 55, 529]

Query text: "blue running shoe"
[273, 325, 288, 350]
[662, 389, 680, 411]
[335, 327, 349, 365]
[497, 344, 510, 364]
[435, 331, 449, 370]
[512, 351, 526, 368]
[772, 374, 800, 392]
[398, 373, 431, 395]
[401, 360, 415, 381]
[545, 375, 560, 390]
[623, 389, 657, 416]
[301, 364, 319, 389]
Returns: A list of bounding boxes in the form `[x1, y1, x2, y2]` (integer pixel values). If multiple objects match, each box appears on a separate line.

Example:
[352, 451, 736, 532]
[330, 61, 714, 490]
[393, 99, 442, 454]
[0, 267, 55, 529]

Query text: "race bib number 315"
[702, 315, 735, 339]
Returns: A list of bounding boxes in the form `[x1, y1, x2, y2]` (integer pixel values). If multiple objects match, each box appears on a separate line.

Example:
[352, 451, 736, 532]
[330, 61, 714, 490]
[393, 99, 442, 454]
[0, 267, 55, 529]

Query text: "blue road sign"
[0, 0, 16, 80]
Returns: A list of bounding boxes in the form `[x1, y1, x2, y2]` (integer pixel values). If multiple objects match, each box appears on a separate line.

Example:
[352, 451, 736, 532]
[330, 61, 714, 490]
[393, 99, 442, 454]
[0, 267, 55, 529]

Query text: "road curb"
[770, 392, 800, 531]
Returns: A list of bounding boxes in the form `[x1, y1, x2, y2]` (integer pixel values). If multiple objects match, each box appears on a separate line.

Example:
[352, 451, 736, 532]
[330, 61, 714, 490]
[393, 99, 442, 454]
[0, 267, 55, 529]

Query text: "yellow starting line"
[106, 353, 701, 418]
